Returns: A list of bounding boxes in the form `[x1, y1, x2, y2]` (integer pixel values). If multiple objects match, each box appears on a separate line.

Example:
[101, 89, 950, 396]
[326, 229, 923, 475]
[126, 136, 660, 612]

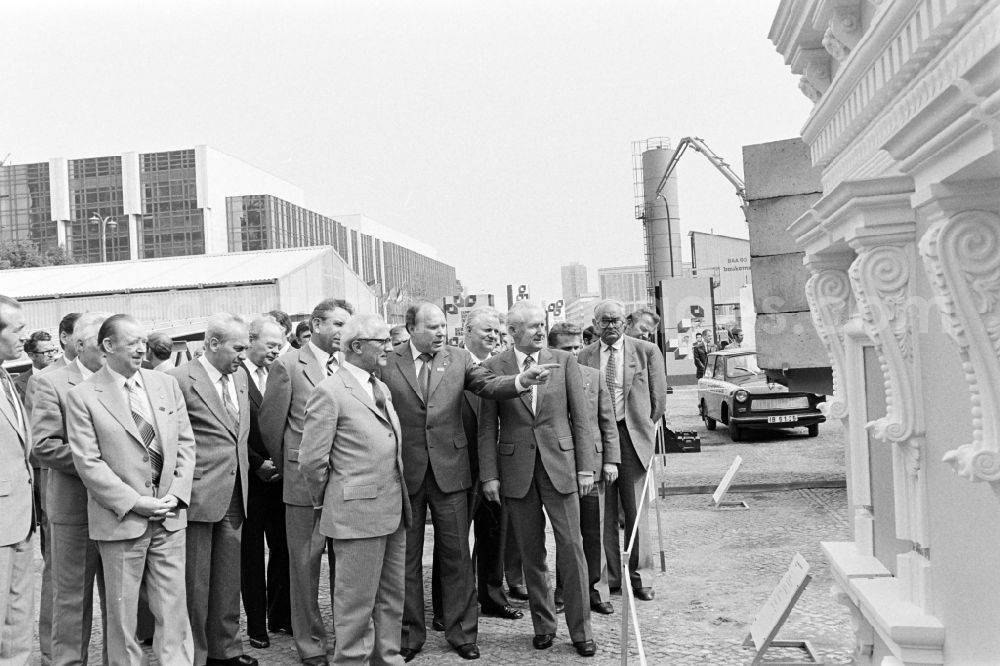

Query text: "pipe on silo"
[641, 146, 683, 294]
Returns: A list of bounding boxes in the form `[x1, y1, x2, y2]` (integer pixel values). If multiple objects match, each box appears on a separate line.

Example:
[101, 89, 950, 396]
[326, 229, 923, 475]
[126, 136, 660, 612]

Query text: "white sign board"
[712, 455, 743, 506]
[744, 553, 820, 665]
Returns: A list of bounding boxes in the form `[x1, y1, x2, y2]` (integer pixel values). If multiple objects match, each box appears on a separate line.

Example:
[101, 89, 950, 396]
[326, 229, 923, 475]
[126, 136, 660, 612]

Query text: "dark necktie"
[606, 345, 618, 419]
[370, 375, 389, 420]
[417, 352, 433, 402]
[522, 355, 535, 413]
[126, 377, 163, 482]
[220, 373, 239, 430]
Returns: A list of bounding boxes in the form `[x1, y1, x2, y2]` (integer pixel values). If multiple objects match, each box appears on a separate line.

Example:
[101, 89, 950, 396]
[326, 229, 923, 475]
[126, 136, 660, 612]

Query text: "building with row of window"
[0, 145, 457, 320]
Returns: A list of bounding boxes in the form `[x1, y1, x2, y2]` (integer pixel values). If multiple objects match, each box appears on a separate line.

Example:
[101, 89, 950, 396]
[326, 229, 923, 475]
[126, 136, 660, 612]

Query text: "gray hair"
[593, 299, 625, 318]
[248, 315, 283, 341]
[74, 312, 110, 343]
[341, 314, 388, 351]
[465, 306, 500, 330]
[204, 313, 247, 343]
[506, 300, 541, 328]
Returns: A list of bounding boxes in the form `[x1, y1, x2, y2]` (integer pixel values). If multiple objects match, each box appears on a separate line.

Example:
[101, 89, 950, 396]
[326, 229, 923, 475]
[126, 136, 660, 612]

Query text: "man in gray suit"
[168, 314, 256, 666]
[0, 294, 35, 665]
[260, 298, 353, 666]
[579, 300, 667, 601]
[67, 314, 195, 666]
[479, 301, 597, 657]
[548, 322, 620, 615]
[30, 311, 110, 665]
[300, 314, 411, 666]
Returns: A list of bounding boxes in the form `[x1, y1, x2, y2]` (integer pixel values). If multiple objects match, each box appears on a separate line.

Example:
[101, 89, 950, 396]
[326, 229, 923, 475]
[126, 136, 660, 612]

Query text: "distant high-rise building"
[561, 262, 588, 305]
[598, 265, 649, 315]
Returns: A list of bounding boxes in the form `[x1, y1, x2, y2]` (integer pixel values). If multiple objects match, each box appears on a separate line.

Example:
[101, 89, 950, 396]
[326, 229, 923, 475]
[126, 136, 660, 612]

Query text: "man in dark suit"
[478, 301, 597, 657]
[299, 314, 412, 666]
[548, 322, 620, 615]
[240, 316, 291, 649]
[0, 295, 35, 665]
[29, 311, 110, 665]
[168, 314, 256, 666]
[381, 302, 548, 662]
[260, 298, 353, 666]
[693, 332, 709, 379]
[67, 314, 195, 665]
[579, 299, 667, 601]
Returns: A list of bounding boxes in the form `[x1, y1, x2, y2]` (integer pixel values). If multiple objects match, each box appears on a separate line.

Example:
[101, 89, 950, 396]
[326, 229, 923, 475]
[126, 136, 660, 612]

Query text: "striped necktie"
[126, 377, 163, 483]
[220, 373, 239, 430]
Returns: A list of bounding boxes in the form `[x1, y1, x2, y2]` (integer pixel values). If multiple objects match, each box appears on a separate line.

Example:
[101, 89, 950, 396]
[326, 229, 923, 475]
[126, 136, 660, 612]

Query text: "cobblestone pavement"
[33, 385, 853, 665]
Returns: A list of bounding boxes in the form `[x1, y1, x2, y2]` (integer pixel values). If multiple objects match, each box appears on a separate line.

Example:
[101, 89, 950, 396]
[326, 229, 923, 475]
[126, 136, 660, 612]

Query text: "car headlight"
[734, 390, 749, 403]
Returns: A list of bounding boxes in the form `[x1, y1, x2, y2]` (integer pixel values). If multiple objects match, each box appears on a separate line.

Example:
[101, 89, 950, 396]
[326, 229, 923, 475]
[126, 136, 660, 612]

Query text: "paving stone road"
[33, 384, 853, 665]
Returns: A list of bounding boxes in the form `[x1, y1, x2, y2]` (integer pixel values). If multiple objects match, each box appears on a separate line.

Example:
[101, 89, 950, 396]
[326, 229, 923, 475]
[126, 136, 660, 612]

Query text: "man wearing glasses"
[13, 330, 61, 403]
[578, 300, 666, 602]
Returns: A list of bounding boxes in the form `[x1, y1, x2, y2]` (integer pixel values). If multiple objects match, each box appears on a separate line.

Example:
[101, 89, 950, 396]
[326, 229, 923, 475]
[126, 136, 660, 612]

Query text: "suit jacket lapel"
[501, 350, 533, 416]
[0, 370, 24, 442]
[299, 344, 325, 389]
[427, 348, 449, 400]
[580, 343, 600, 371]
[534, 348, 552, 414]
[339, 369, 390, 425]
[190, 362, 236, 437]
[622, 337, 637, 402]
[244, 365, 263, 409]
[143, 370, 173, 445]
[94, 367, 144, 447]
[395, 347, 424, 405]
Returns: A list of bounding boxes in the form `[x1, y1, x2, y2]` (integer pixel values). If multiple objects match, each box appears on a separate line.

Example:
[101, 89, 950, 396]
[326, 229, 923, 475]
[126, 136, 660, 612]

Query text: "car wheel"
[729, 419, 742, 442]
[807, 424, 819, 437]
[701, 400, 716, 430]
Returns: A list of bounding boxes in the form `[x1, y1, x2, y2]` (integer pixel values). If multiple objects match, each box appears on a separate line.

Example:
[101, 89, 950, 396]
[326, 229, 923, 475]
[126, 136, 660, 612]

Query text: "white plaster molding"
[919, 210, 1000, 482]
[805, 259, 855, 421]
[830, 3, 863, 49]
[822, 26, 850, 62]
[833, 585, 875, 663]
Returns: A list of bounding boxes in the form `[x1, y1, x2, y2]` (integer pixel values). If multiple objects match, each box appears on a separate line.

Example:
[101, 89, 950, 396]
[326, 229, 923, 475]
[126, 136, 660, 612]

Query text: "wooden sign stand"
[743, 553, 823, 665]
[712, 455, 748, 509]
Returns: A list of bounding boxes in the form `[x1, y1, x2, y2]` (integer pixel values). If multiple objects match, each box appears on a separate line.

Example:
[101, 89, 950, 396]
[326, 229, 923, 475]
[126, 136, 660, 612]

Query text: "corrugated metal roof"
[1, 247, 335, 300]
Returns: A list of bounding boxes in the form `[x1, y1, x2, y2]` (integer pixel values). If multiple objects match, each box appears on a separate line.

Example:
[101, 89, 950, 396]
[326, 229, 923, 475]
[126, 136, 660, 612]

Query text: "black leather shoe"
[591, 601, 614, 615]
[481, 604, 523, 620]
[269, 624, 293, 636]
[574, 640, 597, 657]
[400, 647, 418, 663]
[555, 601, 565, 614]
[609, 586, 621, 595]
[248, 635, 270, 649]
[300, 656, 328, 666]
[508, 584, 529, 600]
[633, 587, 654, 601]
[532, 633, 555, 650]
[431, 616, 445, 631]
[206, 656, 259, 666]
[455, 643, 480, 660]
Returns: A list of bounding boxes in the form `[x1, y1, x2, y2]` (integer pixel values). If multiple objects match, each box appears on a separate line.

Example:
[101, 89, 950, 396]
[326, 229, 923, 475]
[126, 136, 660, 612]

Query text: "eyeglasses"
[30, 349, 60, 356]
[355, 337, 392, 346]
[595, 318, 623, 329]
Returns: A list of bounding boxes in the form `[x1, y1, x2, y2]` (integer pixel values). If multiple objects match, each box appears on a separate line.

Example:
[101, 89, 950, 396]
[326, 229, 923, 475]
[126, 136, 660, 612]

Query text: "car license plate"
[767, 415, 798, 423]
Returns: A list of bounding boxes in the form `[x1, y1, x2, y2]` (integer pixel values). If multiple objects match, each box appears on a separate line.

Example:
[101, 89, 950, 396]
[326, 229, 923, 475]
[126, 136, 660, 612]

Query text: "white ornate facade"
[771, 0, 1000, 663]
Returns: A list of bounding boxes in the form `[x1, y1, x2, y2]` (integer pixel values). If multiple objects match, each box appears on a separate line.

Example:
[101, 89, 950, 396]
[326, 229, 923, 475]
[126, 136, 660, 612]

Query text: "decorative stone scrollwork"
[806, 267, 853, 420]
[919, 211, 1000, 482]
[799, 77, 824, 103]
[823, 26, 850, 62]
[849, 244, 921, 443]
[830, 5, 862, 50]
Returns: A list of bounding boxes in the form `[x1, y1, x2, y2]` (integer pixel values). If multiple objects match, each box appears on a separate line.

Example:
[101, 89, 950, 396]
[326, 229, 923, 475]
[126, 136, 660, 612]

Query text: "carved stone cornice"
[805, 254, 855, 421]
[849, 237, 922, 444]
[919, 209, 1000, 482]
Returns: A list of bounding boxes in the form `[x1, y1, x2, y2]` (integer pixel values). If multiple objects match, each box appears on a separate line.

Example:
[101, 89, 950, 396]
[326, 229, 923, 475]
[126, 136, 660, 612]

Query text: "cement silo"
[634, 138, 683, 298]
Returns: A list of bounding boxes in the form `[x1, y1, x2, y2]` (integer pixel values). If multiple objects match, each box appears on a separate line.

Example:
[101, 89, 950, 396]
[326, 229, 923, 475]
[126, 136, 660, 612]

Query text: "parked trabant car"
[697, 348, 825, 441]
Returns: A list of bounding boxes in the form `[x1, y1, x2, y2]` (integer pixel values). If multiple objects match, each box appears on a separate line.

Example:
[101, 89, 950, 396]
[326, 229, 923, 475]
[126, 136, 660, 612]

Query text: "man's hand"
[483, 479, 502, 504]
[255, 459, 281, 483]
[602, 463, 618, 485]
[577, 472, 595, 497]
[517, 363, 561, 386]
[132, 496, 178, 521]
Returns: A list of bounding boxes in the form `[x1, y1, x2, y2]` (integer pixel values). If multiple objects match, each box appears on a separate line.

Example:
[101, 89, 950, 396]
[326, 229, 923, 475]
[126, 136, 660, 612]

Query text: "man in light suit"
[478, 301, 597, 658]
[67, 314, 195, 666]
[260, 298, 353, 666]
[381, 303, 548, 662]
[300, 314, 411, 666]
[579, 299, 667, 601]
[168, 315, 256, 666]
[30, 311, 110, 665]
[240, 317, 291, 649]
[548, 322, 620, 615]
[0, 294, 35, 665]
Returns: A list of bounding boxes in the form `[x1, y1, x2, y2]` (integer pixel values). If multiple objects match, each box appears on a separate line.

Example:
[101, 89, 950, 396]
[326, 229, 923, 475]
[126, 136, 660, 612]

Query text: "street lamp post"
[88, 213, 118, 263]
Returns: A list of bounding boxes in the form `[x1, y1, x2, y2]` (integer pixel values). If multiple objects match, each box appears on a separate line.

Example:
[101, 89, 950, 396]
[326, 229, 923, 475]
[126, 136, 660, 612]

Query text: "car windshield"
[725, 354, 763, 380]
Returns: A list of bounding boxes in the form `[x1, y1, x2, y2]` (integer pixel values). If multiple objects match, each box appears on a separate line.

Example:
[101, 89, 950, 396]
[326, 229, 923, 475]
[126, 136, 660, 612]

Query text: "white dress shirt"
[342, 361, 375, 402]
[242, 358, 267, 393]
[109, 367, 156, 420]
[198, 356, 240, 418]
[309, 340, 342, 375]
[512, 348, 540, 413]
[74, 358, 94, 381]
[599, 337, 626, 420]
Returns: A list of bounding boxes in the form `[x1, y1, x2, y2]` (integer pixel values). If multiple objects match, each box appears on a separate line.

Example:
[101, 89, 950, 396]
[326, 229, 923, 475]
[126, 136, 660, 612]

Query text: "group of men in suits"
[0, 291, 667, 666]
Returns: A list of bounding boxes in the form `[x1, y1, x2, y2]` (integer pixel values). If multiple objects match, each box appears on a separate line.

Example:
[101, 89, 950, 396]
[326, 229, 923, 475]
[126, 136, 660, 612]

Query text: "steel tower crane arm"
[653, 137, 749, 221]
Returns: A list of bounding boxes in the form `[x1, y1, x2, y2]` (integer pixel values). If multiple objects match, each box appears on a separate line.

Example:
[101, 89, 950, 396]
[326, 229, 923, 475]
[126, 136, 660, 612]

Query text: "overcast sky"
[3, 0, 811, 304]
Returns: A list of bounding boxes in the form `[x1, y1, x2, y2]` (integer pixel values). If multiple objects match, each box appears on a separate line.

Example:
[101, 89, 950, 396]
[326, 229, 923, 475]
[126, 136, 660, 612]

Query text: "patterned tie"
[370, 375, 389, 420]
[220, 373, 240, 430]
[326, 354, 338, 377]
[417, 353, 433, 402]
[606, 345, 618, 419]
[126, 377, 163, 483]
[256, 365, 267, 394]
[522, 355, 536, 414]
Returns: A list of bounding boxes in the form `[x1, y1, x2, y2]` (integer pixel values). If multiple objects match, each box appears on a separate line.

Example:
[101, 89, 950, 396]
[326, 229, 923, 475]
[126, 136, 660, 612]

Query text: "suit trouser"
[35, 469, 52, 666]
[604, 423, 654, 590]
[507, 459, 592, 643]
[186, 487, 244, 665]
[503, 524, 523, 589]
[241, 480, 290, 638]
[331, 523, 406, 666]
[402, 469, 477, 651]
[97, 523, 192, 666]
[286, 504, 334, 660]
[0, 535, 34, 666]
[50, 521, 106, 666]
[555, 482, 610, 605]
